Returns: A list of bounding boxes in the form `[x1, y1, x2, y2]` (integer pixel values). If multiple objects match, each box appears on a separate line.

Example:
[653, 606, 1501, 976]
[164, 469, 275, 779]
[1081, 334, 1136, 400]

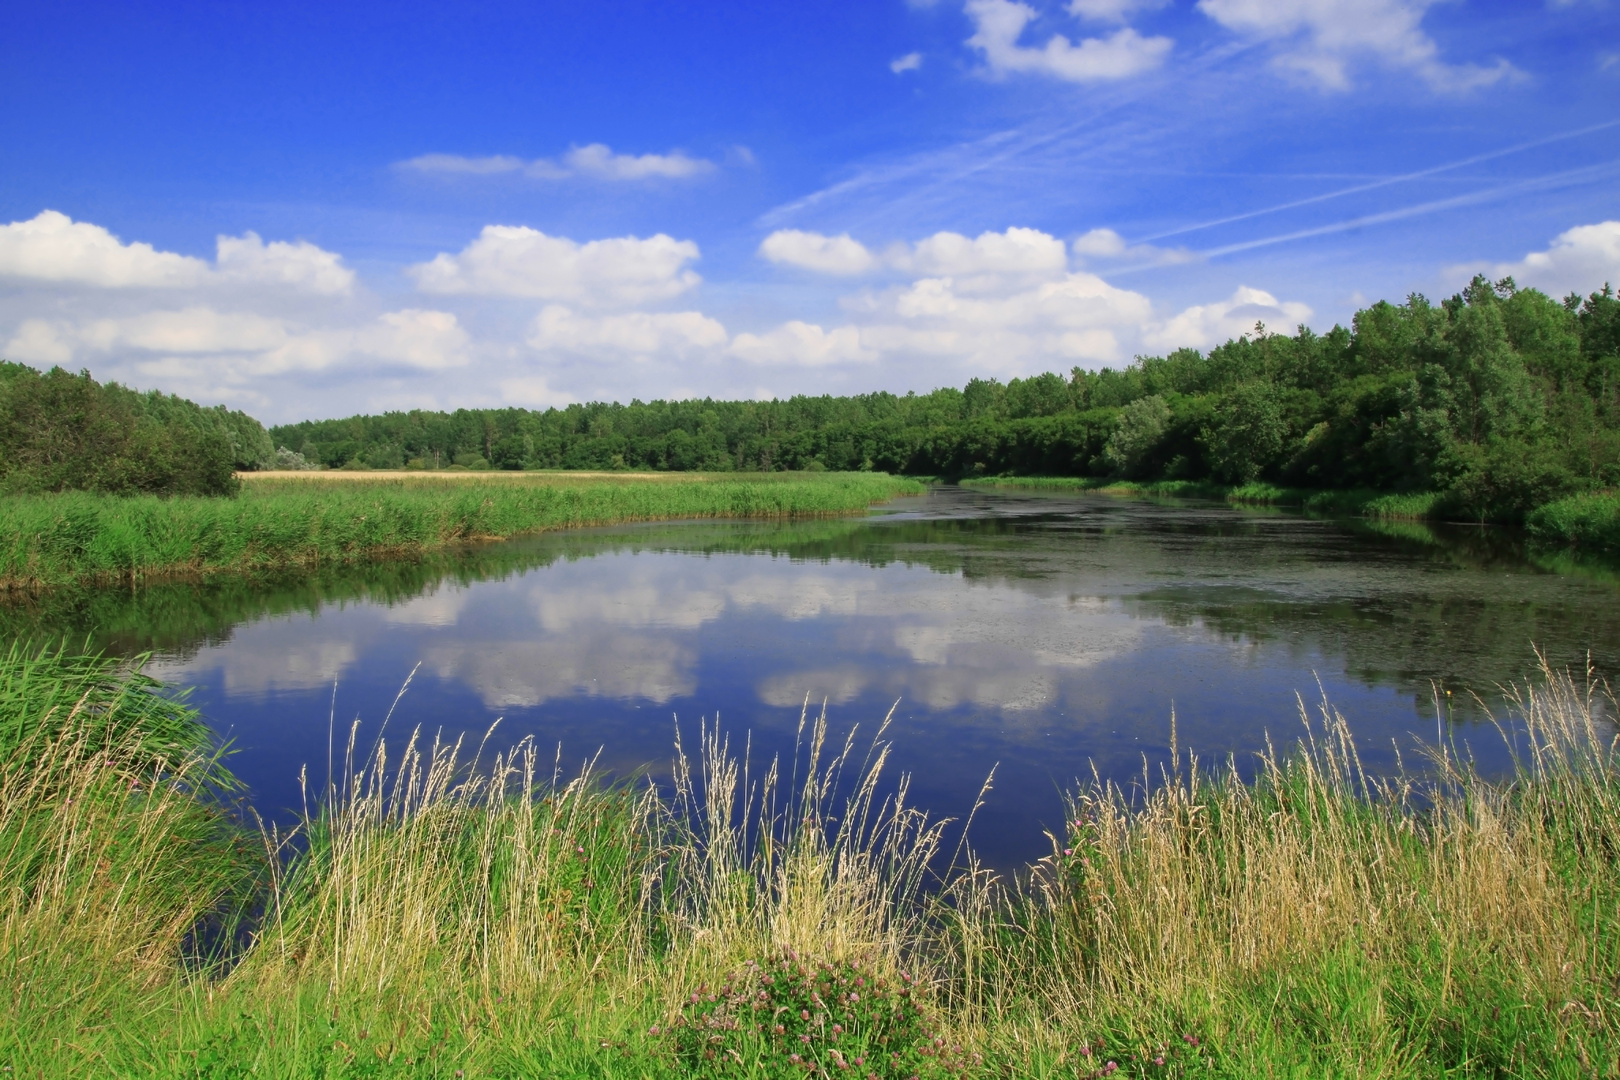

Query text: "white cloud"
[527, 305, 728, 357]
[563, 143, 712, 180]
[214, 232, 355, 295]
[0, 211, 353, 294]
[0, 210, 207, 288]
[863, 270, 1154, 368]
[3, 320, 78, 366]
[408, 226, 702, 306]
[891, 51, 924, 73]
[759, 230, 879, 275]
[1143, 286, 1313, 350]
[1068, 0, 1167, 21]
[397, 143, 713, 182]
[902, 226, 1070, 278]
[16, 307, 471, 382]
[1197, 0, 1517, 91]
[1454, 221, 1620, 299]
[82, 308, 290, 354]
[397, 153, 529, 175]
[730, 322, 873, 366]
[966, 0, 1172, 82]
[759, 226, 1069, 282]
[1071, 227, 1195, 267]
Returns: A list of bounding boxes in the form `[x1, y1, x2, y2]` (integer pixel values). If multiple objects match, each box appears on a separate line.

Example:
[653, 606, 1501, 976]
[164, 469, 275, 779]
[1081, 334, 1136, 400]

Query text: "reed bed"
[0, 649, 1615, 1077]
[0, 472, 924, 591]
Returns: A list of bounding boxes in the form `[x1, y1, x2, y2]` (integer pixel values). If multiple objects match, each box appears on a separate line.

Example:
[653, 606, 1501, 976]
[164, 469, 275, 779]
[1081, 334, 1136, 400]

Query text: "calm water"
[16, 487, 1620, 868]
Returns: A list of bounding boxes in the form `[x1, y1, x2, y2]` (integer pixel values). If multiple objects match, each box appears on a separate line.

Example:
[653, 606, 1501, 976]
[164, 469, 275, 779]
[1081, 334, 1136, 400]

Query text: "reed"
[0, 649, 1615, 1077]
[0, 471, 924, 592]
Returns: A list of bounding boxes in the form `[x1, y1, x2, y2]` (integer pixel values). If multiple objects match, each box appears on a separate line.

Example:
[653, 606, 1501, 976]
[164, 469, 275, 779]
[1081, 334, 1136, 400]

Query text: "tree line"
[271, 278, 1619, 521]
[0, 362, 272, 496]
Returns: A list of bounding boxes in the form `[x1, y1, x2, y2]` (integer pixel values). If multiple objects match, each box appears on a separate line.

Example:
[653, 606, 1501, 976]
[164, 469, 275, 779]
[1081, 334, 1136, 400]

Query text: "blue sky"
[2, 0, 1618, 423]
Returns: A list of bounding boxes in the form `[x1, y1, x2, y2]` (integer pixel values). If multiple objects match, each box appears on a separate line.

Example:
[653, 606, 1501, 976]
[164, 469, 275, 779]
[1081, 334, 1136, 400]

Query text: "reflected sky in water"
[125, 487, 1618, 869]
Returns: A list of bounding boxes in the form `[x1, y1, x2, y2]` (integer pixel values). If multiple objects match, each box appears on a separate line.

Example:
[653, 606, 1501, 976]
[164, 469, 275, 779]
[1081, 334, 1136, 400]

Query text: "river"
[12, 486, 1618, 869]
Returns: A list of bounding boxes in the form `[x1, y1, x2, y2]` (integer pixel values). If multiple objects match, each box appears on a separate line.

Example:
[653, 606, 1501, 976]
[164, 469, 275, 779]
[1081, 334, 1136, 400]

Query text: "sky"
[2, 0, 1618, 425]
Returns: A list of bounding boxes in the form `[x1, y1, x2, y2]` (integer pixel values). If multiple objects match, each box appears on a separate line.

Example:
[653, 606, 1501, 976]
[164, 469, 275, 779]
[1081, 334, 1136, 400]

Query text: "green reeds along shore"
[2, 647, 1617, 1077]
[0, 471, 924, 591]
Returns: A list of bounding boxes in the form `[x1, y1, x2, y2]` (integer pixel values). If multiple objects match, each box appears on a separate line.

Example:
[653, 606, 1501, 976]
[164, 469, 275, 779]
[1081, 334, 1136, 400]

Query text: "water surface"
[13, 487, 1618, 869]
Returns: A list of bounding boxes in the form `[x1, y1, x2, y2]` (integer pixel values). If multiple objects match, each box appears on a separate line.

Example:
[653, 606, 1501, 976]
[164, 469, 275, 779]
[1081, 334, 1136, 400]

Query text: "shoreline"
[0, 472, 924, 593]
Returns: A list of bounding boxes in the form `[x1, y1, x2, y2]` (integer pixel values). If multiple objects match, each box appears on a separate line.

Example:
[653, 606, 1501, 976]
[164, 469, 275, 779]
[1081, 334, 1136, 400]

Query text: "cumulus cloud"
[397, 143, 713, 181]
[902, 226, 1070, 278]
[966, 0, 1172, 82]
[408, 226, 702, 306]
[214, 232, 356, 294]
[0, 211, 207, 288]
[1453, 221, 1620, 299]
[1070, 227, 1195, 267]
[865, 270, 1154, 368]
[1143, 286, 1313, 350]
[730, 322, 872, 366]
[759, 230, 879, 275]
[7, 307, 471, 382]
[1197, 0, 1517, 91]
[0, 211, 353, 294]
[734, 225, 1296, 374]
[758, 226, 1068, 282]
[891, 51, 924, 73]
[527, 305, 728, 357]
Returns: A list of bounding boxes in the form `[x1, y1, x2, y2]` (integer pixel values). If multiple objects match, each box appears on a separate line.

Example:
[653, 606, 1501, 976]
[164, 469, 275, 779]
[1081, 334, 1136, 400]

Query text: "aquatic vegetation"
[0, 649, 1615, 1076]
[0, 471, 924, 591]
[1527, 489, 1620, 554]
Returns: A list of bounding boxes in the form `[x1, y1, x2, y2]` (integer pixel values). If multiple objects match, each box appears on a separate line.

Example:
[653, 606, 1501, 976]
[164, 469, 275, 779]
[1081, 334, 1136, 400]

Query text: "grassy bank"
[0, 471, 923, 591]
[1, 649, 1616, 1077]
[1527, 490, 1620, 555]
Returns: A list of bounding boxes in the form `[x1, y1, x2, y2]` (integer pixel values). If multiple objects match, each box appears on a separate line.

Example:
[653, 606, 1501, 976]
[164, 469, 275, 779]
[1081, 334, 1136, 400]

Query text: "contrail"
[1194, 159, 1620, 260]
[1139, 119, 1620, 244]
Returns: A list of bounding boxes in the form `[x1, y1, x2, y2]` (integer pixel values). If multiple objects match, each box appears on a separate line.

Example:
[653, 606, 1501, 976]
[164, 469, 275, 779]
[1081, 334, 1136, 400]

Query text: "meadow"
[0, 471, 924, 592]
[1, 645, 1615, 1078]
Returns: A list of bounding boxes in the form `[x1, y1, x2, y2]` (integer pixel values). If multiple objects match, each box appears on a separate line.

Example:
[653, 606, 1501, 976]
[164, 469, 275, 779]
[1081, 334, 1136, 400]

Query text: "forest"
[273, 277, 1620, 522]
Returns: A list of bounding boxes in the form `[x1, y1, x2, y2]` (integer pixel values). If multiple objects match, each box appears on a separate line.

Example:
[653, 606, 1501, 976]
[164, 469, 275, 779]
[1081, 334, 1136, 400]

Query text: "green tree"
[1102, 395, 1170, 477]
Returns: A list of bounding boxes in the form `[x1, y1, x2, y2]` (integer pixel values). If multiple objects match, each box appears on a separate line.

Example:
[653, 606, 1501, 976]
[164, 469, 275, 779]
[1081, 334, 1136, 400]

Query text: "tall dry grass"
[970, 658, 1620, 1074]
[1, 649, 1617, 1076]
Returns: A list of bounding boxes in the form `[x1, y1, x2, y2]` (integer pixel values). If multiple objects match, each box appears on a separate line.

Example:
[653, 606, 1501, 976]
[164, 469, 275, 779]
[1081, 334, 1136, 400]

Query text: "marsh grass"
[0, 652, 1616, 1077]
[1528, 490, 1620, 554]
[0, 472, 924, 592]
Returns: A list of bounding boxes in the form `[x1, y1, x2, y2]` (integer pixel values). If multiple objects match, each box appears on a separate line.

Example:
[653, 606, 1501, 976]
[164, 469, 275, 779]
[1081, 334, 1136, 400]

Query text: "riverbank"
[1, 650, 1614, 1078]
[0, 471, 923, 591]
[962, 475, 1451, 517]
[963, 477, 1620, 550]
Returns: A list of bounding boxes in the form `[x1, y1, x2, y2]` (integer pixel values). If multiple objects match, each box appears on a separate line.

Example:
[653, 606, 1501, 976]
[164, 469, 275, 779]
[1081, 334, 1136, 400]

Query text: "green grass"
[1526, 489, 1620, 554]
[0, 471, 924, 591]
[1, 649, 1617, 1077]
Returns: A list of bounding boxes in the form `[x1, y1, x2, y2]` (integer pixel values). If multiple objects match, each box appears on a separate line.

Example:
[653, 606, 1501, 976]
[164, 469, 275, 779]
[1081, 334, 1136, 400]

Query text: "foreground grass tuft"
[0, 651, 1616, 1076]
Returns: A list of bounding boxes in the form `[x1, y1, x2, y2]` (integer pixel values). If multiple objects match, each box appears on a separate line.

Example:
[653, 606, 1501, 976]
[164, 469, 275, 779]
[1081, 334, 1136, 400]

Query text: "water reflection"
[4, 487, 1616, 870]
